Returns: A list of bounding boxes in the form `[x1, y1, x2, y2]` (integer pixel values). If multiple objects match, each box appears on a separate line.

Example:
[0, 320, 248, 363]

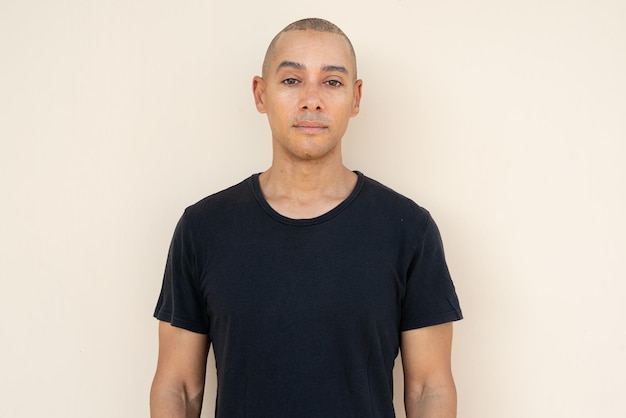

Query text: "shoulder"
[359, 174, 432, 225]
[181, 175, 256, 227]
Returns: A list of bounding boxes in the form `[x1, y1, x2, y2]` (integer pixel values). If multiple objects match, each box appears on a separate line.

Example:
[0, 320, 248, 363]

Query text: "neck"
[259, 160, 357, 219]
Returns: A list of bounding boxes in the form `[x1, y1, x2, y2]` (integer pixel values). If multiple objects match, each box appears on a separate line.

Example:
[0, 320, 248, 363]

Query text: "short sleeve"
[400, 215, 463, 331]
[154, 211, 210, 334]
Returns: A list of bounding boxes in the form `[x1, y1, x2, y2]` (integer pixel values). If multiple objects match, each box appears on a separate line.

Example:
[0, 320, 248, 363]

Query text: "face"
[253, 30, 362, 163]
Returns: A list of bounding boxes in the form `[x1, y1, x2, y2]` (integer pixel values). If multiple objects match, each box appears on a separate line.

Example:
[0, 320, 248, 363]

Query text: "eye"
[326, 79, 343, 87]
[282, 78, 299, 85]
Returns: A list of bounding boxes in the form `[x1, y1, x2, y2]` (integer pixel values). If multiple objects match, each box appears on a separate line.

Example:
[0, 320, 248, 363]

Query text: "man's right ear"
[252, 76, 267, 114]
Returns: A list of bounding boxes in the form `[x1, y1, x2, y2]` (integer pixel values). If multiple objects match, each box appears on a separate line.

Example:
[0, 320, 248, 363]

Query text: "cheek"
[267, 91, 298, 113]
[266, 106, 293, 131]
[331, 91, 356, 109]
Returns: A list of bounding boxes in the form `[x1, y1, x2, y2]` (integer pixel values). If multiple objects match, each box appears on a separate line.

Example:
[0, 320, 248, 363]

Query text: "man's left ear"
[351, 79, 363, 116]
[252, 76, 267, 114]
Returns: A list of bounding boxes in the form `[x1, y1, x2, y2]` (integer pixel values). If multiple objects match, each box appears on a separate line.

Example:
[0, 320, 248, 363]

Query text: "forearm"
[150, 380, 204, 418]
[404, 381, 457, 418]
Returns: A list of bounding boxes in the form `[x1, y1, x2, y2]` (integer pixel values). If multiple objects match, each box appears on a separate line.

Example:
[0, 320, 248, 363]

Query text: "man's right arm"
[150, 321, 210, 418]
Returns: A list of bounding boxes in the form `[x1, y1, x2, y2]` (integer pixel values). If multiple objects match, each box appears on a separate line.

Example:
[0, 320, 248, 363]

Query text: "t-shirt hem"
[400, 309, 463, 331]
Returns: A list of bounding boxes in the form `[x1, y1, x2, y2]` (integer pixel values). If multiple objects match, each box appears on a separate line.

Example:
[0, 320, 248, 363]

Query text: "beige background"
[1, 1, 625, 417]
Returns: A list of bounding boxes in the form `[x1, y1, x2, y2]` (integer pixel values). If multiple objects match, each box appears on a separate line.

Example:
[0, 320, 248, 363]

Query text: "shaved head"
[262, 18, 357, 79]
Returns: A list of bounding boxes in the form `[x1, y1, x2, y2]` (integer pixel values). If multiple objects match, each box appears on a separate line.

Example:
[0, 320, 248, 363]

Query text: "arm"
[401, 322, 457, 418]
[150, 321, 210, 418]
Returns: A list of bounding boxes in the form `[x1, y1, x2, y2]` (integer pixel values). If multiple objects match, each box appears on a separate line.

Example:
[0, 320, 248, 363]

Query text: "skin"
[150, 28, 457, 418]
[252, 30, 362, 218]
[402, 323, 458, 417]
[150, 322, 209, 418]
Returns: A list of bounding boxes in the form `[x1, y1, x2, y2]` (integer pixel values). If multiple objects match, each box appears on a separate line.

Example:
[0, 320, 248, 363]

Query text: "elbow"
[404, 376, 457, 417]
[150, 374, 205, 417]
[405, 379, 457, 403]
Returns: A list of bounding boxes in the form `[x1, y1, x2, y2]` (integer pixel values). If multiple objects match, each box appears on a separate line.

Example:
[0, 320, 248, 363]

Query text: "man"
[150, 18, 462, 418]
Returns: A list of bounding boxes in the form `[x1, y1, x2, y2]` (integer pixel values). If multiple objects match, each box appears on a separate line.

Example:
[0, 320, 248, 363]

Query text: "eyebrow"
[323, 65, 349, 75]
[276, 61, 349, 75]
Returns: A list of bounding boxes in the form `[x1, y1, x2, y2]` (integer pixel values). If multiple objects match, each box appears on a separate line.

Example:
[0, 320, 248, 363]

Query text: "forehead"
[270, 30, 355, 74]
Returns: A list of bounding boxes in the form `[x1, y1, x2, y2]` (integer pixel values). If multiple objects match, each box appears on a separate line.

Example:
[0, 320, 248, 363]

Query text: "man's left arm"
[401, 322, 457, 418]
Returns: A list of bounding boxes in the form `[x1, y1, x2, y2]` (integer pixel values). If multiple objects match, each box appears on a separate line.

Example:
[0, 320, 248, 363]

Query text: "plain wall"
[1, 1, 625, 417]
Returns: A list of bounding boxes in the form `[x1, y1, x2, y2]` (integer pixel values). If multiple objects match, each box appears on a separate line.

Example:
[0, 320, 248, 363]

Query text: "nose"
[300, 83, 322, 111]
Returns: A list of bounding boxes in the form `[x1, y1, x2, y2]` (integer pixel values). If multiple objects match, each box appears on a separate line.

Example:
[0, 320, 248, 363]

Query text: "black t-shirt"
[155, 172, 462, 418]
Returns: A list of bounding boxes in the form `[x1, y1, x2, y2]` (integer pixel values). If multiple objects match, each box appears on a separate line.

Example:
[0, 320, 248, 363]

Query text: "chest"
[197, 223, 408, 333]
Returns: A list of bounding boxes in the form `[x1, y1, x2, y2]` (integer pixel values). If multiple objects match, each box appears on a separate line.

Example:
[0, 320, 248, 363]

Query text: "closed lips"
[294, 121, 326, 128]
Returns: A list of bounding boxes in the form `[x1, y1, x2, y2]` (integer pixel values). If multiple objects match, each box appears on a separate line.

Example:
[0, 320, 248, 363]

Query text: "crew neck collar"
[250, 171, 365, 226]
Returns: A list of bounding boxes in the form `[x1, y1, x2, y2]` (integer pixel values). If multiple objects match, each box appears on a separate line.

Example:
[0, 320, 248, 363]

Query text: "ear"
[351, 79, 363, 117]
[252, 76, 267, 114]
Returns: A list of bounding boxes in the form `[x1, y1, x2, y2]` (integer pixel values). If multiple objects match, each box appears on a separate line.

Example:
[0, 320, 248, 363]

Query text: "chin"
[293, 146, 338, 162]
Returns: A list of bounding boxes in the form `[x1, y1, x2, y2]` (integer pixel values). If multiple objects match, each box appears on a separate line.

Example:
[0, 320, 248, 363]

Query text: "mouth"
[293, 121, 328, 134]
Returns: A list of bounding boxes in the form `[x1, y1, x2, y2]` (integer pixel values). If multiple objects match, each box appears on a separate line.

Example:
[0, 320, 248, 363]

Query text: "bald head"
[262, 18, 357, 79]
